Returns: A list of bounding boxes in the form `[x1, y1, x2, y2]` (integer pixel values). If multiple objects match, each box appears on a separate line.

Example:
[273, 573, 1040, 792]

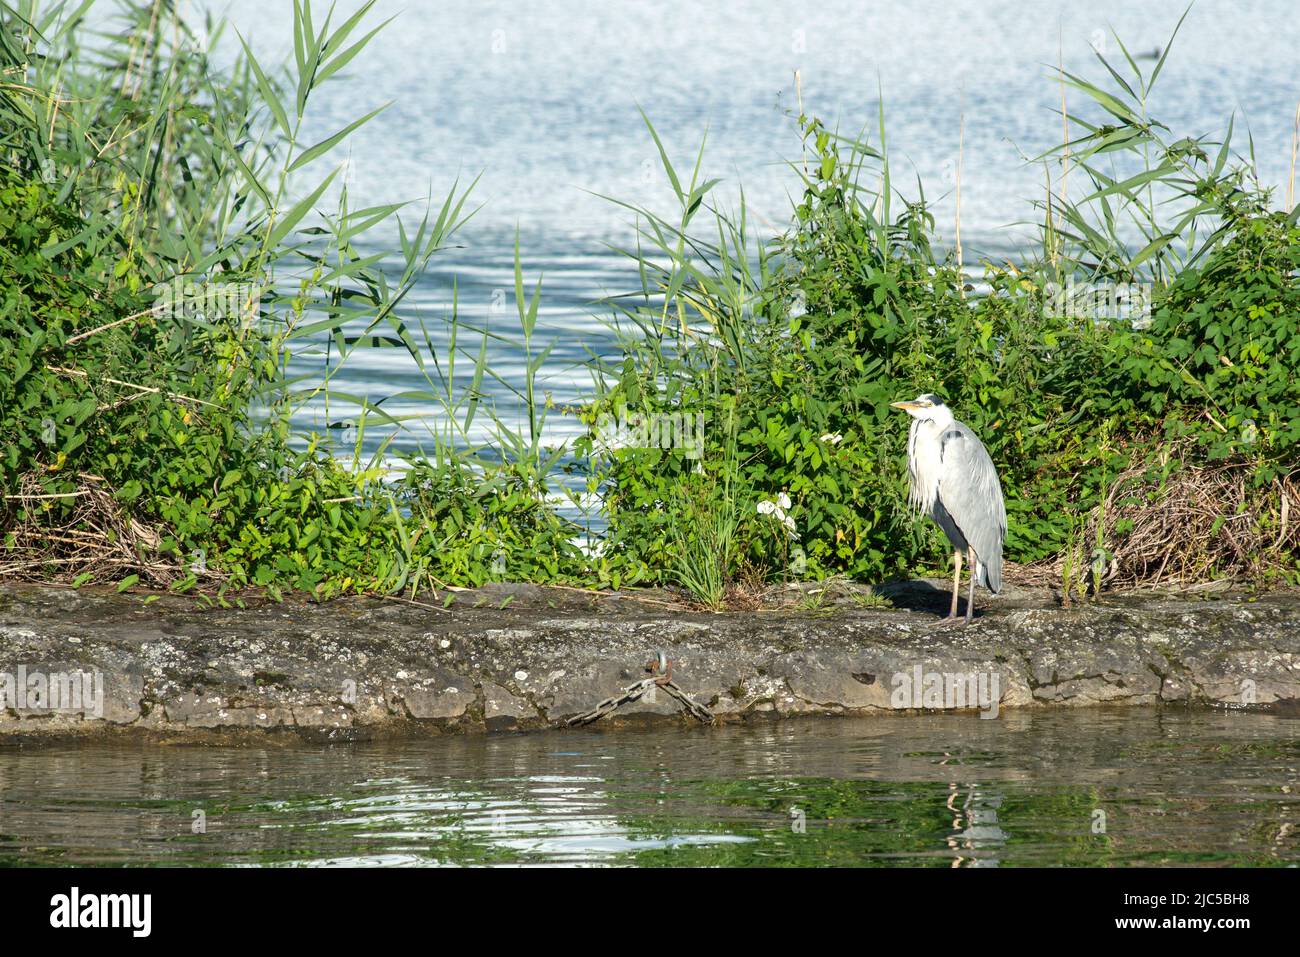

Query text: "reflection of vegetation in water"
[613, 777, 1300, 868]
[621, 779, 952, 867]
[611, 778, 1091, 868]
[4, 774, 1296, 868]
[3, 710, 1299, 867]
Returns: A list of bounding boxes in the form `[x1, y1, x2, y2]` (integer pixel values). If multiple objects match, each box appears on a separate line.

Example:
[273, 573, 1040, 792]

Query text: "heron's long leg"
[949, 550, 962, 619]
[965, 545, 978, 622]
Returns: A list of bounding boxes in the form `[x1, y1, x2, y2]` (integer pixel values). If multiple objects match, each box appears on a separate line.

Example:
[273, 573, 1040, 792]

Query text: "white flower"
[758, 494, 800, 540]
[820, 432, 842, 445]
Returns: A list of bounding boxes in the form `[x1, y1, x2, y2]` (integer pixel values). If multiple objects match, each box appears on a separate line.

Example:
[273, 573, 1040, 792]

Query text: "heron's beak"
[890, 401, 919, 411]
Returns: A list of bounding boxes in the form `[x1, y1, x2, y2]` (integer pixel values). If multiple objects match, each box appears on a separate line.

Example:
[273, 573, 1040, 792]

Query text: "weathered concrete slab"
[1, 580, 1298, 741]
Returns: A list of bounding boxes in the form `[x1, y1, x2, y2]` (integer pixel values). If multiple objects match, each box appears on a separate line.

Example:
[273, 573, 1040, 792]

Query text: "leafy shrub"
[1122, 212, 1300, 473]
[587, 44, 1300, 593]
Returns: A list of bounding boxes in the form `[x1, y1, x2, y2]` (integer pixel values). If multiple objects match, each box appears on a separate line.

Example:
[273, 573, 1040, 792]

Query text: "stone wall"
[1, 581, 1297, 740]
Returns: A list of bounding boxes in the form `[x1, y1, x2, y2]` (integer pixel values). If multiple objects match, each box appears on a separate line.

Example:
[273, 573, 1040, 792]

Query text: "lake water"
[196, 0, 1299, 460]
[2, 708, 1297, 866]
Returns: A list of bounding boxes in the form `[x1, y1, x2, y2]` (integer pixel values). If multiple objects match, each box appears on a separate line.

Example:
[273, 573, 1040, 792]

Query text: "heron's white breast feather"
[907, 418, 945, 516]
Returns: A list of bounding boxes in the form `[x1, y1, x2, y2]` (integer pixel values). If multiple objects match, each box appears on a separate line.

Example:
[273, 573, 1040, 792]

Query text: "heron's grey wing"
[936, 421, 1007, 592]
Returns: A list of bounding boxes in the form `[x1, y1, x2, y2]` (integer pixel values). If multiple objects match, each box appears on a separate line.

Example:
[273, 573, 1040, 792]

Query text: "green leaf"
[266, 168, 339, 249]
[288, 103, 390, 172]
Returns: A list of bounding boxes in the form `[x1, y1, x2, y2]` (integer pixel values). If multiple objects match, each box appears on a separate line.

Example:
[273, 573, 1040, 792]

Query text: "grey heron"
[890, 394, 1006, 623]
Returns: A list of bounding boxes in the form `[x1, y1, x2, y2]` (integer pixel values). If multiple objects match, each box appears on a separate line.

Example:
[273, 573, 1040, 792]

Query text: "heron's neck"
[922, 407, 955, 430]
